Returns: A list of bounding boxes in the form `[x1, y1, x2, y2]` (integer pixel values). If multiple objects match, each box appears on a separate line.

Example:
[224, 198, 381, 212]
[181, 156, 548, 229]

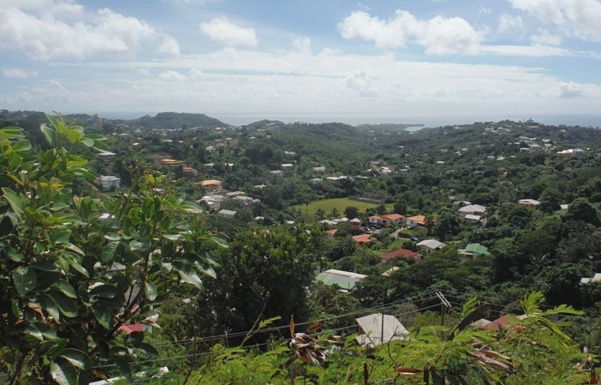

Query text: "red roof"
[381, 214, 404, 221]
[118, 324, 144, 334]
[353, 234, 374, 244]
[381, 248, 422, 260]
[482, 315, 510, 331]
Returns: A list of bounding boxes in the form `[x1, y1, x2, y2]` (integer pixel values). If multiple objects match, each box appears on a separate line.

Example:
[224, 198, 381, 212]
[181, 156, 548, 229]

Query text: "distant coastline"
[73, 111, 601, 129]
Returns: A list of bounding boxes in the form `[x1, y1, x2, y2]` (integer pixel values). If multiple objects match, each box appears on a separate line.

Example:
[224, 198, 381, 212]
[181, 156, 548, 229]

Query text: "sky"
[2, 0, 601, 125]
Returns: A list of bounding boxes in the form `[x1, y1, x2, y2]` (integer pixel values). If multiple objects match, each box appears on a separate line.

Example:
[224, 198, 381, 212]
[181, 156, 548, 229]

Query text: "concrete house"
[518, 199, 541, 210]
[416, 239, 445, 254]
[100, 175, 120, 191]
[355, 313, 408, 347]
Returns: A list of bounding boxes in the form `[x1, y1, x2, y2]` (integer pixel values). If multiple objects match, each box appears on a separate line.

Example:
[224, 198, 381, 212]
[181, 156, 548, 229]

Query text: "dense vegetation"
[2, 110, 601, 384]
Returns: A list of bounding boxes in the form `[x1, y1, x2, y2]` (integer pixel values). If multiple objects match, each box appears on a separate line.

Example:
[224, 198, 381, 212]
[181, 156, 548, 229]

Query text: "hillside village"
[3, 110, 601, 384]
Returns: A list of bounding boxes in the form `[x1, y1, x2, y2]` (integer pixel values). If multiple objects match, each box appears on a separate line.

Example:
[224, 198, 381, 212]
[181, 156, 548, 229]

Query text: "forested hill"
[135, 112, 226, 129]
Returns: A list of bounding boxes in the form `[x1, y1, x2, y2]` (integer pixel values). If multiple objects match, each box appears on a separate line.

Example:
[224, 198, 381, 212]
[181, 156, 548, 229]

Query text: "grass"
[293, 198, 392, 216]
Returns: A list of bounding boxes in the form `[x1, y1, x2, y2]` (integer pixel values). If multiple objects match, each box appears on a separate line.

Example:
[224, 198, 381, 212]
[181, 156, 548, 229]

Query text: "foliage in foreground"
[184, 292, 589, 385]
[0, 115, 225, 384]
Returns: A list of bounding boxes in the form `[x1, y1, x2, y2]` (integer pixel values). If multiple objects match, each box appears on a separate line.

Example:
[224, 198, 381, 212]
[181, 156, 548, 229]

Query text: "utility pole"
[435, 291, 452, 326]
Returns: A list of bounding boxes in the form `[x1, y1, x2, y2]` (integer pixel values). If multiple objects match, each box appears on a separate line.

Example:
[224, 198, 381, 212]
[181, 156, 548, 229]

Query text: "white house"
[355, 313, 408, 347]
[416, 239, 446, 254]
[100, 175, 120, 191]
[312, 166, 326, 174]
[459, 204, 486, 224]
[218, 209, 237, 219]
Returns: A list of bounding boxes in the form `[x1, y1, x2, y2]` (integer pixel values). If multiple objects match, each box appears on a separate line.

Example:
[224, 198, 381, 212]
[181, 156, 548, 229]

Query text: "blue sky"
[2, 0, 601, 124]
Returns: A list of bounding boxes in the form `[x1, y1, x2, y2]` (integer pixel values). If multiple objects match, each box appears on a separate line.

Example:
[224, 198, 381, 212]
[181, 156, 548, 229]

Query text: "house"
[315, 269, 367, 290]
[416, 239, 445, 254]
[458, 204, 486, 223]
[312, 166, 326, 174]
[458, 243, 491, 257]
[270, 170, 284, 177]
[355, 313, 408, 347]
[368, 215, 385, 228]
[381, 248, 423, 262]
[100, 175, 120, 191]
[580, 273, 601, 285]
[518, 199, 540, 210]
[199, 194, 226, 210]
[160, 158, 185, 169]
[325, 229, 338, 242]
[226, 191, 245, 199]
[97, 152, 116, 164]
[350, 218, 361, 232]
[406, 215, 427, 227]
[353, 234, 374, 245]
[309, 178, 323, 184]
[382, 267, 400, 276]
[218, 209, 237, 219]
[368, 214, 405, 228]
[281, 163, 294, 172]
[381, 213, 404, 224]
[198, 179, 223, 194]
[234, 195, 257, 206]
[118, 323, 153, 334]
[559, 204, 569, 213]
[182, 167, 197, 179]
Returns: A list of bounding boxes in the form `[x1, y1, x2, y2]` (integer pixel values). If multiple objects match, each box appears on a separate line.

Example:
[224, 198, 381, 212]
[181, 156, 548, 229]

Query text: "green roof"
[464, 243, 490, 256]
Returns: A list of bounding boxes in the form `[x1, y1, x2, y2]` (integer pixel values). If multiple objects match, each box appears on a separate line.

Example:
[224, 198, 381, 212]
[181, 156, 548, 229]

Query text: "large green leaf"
[40, 124, 58, 147]
[180, 201, 204, 214]
[138, 343, 159, 356]
[0, 126, 25, 138]
[100, 241, 119, 262]
[60, 349, 92, 371]
[47, 290, 78, 318]
[2, 187, 25, 221]
[211, 236, 229, 248]
[41, 293, 61, 321]
[89, 284, 120, 299]
[12, 139, 31, 152]
[13, 266, 36, 295]
[54, 280, 77, 299]
[144, 281, 157, 301]
[51, 357, 77, 385]
[173, 262, 203, 290]
[91, 305, 113, 329]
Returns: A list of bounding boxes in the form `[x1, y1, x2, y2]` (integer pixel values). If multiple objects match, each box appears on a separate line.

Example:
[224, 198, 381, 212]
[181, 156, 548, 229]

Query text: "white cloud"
[509, 0, 601, 41]
[345, 71, 378, 97]
[200, 17, 258, 47]
[531, 29, 562, 46]
[338, 11, 412, 50]
[0, 3, 179, 60]
[480, 44, 568, 56]
[292, 37, 312, 53]
[498, 14, 525, 32]
[157, 36, 181, 55]
[3, 68, 38, 79]
[558, 81, 586, 98]
[339, 10, 484, 54]
[158, 70, 188, 82]
[415, 15, 484, 55]
[188, 68, 205, 79]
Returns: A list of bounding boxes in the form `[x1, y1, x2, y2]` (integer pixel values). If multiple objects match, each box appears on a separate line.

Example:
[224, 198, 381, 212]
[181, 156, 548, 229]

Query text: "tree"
[0, 115, 224, 384]
[433, 209, 462, 241]
[393, 200, 407, 215]
[344, 206, 359, 219]
[194, 224, 327, 341]
[565, 197, 601, 227]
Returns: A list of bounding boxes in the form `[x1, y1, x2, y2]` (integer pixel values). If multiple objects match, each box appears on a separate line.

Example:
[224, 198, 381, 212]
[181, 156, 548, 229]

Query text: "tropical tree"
[0, 115, 225, 384]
